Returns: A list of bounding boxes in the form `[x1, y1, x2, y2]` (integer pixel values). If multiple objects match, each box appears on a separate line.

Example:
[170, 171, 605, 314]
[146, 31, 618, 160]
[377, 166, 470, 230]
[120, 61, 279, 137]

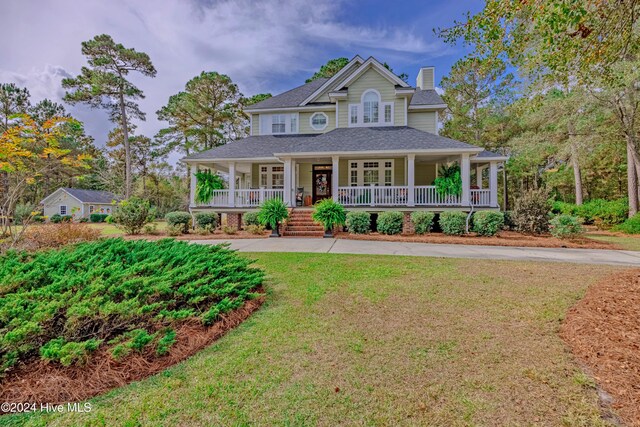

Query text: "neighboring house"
[41, 188, 119, 219]
[182, 56, 506, 223]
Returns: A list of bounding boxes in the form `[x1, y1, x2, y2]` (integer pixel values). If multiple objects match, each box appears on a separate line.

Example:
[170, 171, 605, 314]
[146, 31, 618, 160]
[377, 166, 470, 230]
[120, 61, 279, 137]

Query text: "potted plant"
[258, 198, 289, 237]
[434, 164, 462, 203]
[195, 170, 225, 204]
[312, 198, 346, 238]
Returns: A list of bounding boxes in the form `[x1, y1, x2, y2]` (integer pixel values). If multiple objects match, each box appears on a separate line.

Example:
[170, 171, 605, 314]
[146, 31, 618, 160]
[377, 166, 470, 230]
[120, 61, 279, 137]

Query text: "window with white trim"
[271, 114, 286, 134]
[348, 89, 394, 127]
[259, 165, 285, 189]
[384, 104, 392, 123]
[260, 113, 299, 135]
[348, 159, 394, 186]
[349, 105, 358, 124]
[59, 205, 67, 215]
[310, 112, 328, 131]
[363, 91, 379, 123]
[290, 114, 298, 133]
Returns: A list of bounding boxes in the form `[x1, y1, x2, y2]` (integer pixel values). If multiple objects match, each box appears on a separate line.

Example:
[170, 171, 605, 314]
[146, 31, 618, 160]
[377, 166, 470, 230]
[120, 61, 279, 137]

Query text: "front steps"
[283, 209, 324, 237]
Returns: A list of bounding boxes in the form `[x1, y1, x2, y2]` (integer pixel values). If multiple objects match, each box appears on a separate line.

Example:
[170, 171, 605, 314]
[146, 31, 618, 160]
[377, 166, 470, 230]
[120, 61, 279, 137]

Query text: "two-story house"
[182, 56, 506, 229]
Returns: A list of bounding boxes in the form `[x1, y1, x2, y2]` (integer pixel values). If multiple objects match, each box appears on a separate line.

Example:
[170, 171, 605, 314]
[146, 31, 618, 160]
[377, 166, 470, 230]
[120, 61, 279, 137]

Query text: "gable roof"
[41, 187, 121, 205]
[182, 126, 482, 161]
[409, 89, 445, 106]
[247, 78, 331, 111]
[331, 57, 410, 92]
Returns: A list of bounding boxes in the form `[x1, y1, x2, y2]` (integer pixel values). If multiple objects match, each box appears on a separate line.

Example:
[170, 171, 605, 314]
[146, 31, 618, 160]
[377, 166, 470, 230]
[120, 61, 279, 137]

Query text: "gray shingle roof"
[182, 127, 481, 161]
[409, 89, 445, 106]
[247, 78, 330, 110]
[62, 188, 120, 204]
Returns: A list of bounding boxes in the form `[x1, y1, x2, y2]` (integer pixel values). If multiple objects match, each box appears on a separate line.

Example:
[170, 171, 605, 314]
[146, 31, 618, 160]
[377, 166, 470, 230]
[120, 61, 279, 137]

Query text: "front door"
[312, 165, 332, 204]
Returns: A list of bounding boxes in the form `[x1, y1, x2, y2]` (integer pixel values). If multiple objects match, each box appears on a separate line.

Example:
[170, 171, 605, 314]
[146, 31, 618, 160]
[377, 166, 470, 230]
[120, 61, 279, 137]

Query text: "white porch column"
[489, 161, 498, 208]
[228, 161, 236, 207]
[407, 154, 415, 206]
[476, 165, 483, 188]
[461, 153, 471, 206]
[189, 164, 197, 207]
[332, 155, 340, 202]
[283, 158, 293, 207]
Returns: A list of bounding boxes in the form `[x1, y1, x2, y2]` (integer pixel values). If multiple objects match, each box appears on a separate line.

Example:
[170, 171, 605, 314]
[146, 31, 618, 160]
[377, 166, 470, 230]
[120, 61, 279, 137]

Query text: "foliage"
[551, 201, 579, 216]
[50, 214, 63, 224]
[194, 212, 218, 232]
[90, 213, 109, 223]
[165, 211, 192, 234]
[0, 83, 30, 132]
[257, 198, 288, 230]
[577, 199, 627, 227]
[434, 164, 462, 198]
[110, 197, 155, 235]
[345, 211, 371, 234]
[614, 214, 640, 234]
[472, 211, 505, 236]
[511, 189, 551, 234]
[306, 58, 350, 82]
[13, 203, 35, 225]
[245, 224, 265, 235]
[549, 215, 584, 239]
[143, 223, 159, 235]
[243, 211, 260, 226]
[242, 93, 272, 106]
[312, 199, 346, 232]
[0, 239, 263, 370]
[439, 211, 467, 235]
[376, 211, 404, 235]
[222, 226, 237, 235]
[20, 222, 101, 251]
[166, 223, 182, 236]
[194, 170, 225, 204]
[411, 211, 435, 234]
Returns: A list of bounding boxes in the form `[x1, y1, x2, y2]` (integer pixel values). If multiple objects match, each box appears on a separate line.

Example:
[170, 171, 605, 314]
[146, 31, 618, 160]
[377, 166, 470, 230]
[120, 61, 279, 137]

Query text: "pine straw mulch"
[124, 230, 270, 241]
[561, 270, 640, 426]
[0, 293, 265, 406]
[335, 230, 620, 249]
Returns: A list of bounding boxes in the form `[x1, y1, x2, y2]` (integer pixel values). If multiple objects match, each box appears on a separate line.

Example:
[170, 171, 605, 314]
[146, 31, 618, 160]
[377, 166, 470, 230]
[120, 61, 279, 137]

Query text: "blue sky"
[1, 0, 483, 163]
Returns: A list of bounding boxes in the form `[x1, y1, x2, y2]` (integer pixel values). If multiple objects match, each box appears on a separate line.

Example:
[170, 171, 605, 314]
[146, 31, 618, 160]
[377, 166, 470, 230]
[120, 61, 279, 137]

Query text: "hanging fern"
[195, 170, 225, 203]
[434, 164, 462, 197]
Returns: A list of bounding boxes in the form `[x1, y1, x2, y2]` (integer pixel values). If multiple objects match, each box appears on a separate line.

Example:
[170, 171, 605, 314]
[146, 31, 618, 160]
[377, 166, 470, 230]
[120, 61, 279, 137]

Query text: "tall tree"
[0, 83, 30, 132]
[156, 71, 243, 154]
[62, 34, 156, 198]
[306, 57, 408, 83]
[29, 99, 68, 125]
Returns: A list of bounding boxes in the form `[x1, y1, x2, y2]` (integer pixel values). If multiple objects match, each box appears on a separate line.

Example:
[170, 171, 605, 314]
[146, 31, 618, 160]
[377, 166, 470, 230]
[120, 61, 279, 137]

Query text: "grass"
[87, 221, 168, 236]
[6, 253, 621, 426]
[584, 231, 640, 251]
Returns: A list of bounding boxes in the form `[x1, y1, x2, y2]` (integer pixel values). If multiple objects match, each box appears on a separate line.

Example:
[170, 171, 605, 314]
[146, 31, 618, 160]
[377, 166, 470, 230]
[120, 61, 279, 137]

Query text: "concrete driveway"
[192, 238, 640, 267]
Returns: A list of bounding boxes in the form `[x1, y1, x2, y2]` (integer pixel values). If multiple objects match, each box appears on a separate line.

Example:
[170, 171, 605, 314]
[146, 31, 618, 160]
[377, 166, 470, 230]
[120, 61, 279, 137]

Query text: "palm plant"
[195, 170, 225, 204]
[312, 199, 346, 238]
[434, 164, 462, 202]
[257, 198, 288, 237]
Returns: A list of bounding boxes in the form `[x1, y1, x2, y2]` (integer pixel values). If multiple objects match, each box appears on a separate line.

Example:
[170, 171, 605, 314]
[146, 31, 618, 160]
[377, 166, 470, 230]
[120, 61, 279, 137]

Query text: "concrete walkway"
[192, 238, 640, 267]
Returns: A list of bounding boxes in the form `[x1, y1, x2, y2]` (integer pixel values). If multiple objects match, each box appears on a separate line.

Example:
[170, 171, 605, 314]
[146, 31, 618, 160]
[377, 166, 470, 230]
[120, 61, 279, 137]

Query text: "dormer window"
[349, 89, 394, 127]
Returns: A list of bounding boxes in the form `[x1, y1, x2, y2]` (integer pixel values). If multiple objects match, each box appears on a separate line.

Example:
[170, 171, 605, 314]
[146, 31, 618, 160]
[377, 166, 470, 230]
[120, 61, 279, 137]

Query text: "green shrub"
[0, 238, 264, 370]
[78, 217, 88, 223]
[549, 214, 584, 239]
[312, 199, 346, 233]
[345, 211, 371, 234]
[50, 214, 63, 223]
[90, 213, 109, 223]
[472, 211, 505, 237]
[222, 225, 237, 235]
[32, 215, 45, 223]
[502, 211, 515, 230]
[111, 197, 155, 235]
[245, 224, 265, 235]
[166, 223, 182, 236]
[61, 215, 73, 223]
[411, 211, 435, 234]
[577, 199, 627, 227]
[377, 211, 403, 235]
[194, 212, 218, 231]
[165, 211, 192, 234]
[614, 213, 640, 234]
[258, 198, 288, 232]
[105, 215, 113, 224]
[511, 189, 551, 234]
[551, 200, 579, 216]
[243, 211, 260, 226]
[439, 211, 467, 235]
[143, 223, 159, 235]
[14, 203, 35, 225]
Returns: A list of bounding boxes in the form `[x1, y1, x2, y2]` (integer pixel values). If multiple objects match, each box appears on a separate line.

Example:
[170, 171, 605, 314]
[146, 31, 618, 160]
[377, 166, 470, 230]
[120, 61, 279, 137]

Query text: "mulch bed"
[125, 230, 269, 241]
[0, 293, 265, 407]
[561, 271, 640, 426]
[335, 230, 620, 249]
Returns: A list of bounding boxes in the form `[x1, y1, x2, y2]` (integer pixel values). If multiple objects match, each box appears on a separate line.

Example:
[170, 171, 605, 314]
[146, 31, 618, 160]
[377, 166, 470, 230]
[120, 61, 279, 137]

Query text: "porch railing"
[414, 186, 461, 206]
[337, 186, 410, 206]
[195, 189, 284, 207]
[471, 189, 491, 207]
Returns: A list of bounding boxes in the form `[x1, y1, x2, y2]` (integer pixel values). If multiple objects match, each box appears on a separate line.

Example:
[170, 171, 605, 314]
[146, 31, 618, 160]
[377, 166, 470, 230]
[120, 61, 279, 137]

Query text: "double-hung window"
[271, 114, 286, 134]
[59, 205, 67, 215]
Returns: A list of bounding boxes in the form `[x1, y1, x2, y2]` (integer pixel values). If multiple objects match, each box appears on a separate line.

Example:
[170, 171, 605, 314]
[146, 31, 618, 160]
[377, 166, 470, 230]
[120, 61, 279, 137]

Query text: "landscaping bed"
[561, 269, 640, 426]
[0, 239, 265, 406]
[335, 230, 620, 249]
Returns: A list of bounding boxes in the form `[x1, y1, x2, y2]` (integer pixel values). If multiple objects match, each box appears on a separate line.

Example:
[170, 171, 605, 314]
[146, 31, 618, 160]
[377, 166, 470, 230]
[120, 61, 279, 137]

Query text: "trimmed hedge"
[345, 211, 371, 234]
[165, 211, 192, 234]
[194, 212, 218, 232]
[90, 213, 109, 223]
[243, 211, 260, 226]
[550, 214, 584, 239]
[411, 211, 435, 234]
[439, 211, 467, 235]
[376, 211, 403, 235]
[472, 211, 504, 236]
[0, 239, 264, 370]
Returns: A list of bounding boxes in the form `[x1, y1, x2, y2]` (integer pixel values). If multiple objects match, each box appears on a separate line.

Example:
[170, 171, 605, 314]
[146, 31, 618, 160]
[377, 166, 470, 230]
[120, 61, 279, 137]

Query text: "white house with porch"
[182, 56, 506, 228]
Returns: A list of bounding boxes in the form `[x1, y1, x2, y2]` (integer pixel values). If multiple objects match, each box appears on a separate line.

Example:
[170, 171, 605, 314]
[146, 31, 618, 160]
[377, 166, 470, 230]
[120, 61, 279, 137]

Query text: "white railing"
[471, 189, 491, 206]
[337, 186, 409, 206]
[195, 189, 284, 207]
[414, 186, 461, 206]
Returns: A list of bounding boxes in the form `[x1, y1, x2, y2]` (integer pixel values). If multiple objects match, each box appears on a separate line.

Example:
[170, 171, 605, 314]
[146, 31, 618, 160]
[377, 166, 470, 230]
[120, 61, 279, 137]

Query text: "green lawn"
[87, 221, 167, 236]
[585, 231, 640, 251]
[7, 253, 620, 426]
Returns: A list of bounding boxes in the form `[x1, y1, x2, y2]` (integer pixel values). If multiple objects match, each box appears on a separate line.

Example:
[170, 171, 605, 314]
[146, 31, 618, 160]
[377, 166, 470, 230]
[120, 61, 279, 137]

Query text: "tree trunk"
[119, 92, 131, 198]
[626, 139, 638, 217]
[570, 141, 583, 205]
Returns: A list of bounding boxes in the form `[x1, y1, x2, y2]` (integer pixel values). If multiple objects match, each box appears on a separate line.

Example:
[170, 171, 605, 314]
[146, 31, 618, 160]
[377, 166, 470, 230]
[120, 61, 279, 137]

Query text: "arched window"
[362, 91, 379, 123]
